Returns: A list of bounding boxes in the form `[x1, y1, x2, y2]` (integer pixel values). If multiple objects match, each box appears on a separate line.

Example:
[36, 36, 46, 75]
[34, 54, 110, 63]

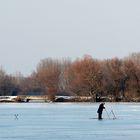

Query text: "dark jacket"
[97, 103, 105, 114]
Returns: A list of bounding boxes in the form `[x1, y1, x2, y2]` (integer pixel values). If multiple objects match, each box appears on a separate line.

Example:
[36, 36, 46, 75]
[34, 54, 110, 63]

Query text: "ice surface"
[0, 103, 139, 140]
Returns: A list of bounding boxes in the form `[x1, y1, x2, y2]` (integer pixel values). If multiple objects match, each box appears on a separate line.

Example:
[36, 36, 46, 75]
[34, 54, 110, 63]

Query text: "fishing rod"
[110, 109, 117, 119]
[109, 102, 117, 119]
[105, 103, 117, 120]
[14, 114, 19, 120]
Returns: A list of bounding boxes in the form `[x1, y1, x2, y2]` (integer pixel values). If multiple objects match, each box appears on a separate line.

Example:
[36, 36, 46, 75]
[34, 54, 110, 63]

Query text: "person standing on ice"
[97, 103, 105, 120]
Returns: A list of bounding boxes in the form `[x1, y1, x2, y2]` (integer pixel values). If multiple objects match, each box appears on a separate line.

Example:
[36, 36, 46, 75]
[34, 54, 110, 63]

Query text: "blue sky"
[0, 0, 140, 75]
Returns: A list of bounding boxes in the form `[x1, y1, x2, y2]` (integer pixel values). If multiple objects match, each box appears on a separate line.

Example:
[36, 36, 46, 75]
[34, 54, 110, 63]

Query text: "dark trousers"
[98, 113, 102, 119]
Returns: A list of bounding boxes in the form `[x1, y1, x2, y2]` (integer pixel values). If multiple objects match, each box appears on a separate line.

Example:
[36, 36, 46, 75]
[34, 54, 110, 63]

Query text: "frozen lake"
[0, 103, 140, 140]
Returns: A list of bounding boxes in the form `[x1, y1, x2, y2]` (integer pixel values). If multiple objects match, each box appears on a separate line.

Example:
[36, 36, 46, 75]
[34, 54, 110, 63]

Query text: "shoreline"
[0, 95, 140, 103]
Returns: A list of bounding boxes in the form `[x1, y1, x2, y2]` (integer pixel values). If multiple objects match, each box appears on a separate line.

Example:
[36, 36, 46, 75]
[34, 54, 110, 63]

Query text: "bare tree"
[66, 55, 103, 98]
[35, 58, 61, 101]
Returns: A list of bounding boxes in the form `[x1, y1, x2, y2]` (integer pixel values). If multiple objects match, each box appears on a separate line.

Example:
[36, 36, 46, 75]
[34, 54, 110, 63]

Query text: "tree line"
[0, 53, 140, 101]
